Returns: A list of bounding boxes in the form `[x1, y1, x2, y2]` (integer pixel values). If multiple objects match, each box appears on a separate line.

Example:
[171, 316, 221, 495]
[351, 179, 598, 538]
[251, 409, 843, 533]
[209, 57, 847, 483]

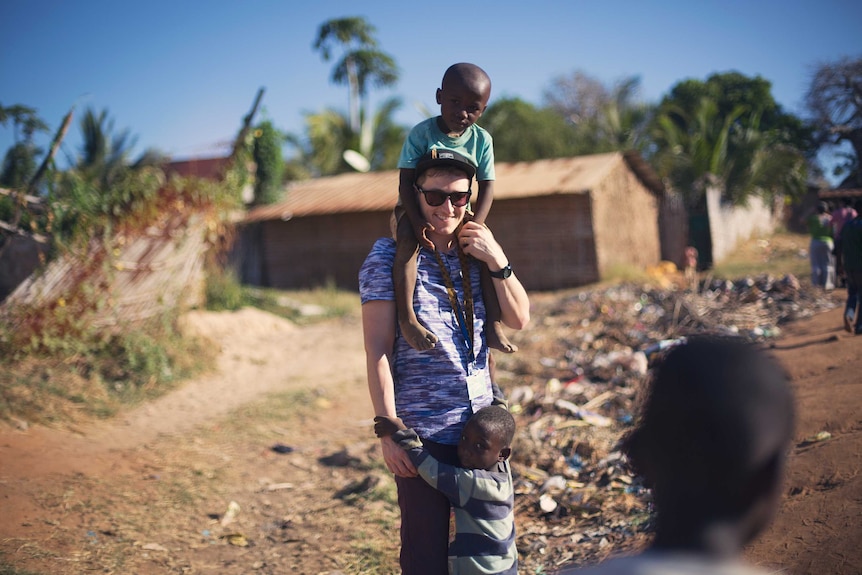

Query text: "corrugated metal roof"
[245, 152, 623, 223]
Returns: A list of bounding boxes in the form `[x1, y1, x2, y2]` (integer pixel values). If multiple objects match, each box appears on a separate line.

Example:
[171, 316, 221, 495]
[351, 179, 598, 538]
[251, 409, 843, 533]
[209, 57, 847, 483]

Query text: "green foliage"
[205, 265, 247, 311]
[0, 119, 250, 426]
[252, 120, 285, 205]
[0, 142, 40, 187]
[649, 73, 809, 210]
[205, 265, 359, 325]
[0, 310, 215, 424]
[542, 71, 654, 155]
[482, 98, 579, 161]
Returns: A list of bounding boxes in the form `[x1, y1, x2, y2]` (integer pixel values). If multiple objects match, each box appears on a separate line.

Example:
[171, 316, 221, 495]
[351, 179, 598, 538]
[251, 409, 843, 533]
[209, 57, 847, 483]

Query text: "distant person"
[684, 246, 699, 292]
[840, 198, 862, 334]
[393, 62, 516, 354]
[807, 201, 835, 289]
[832, 198, 858, 288]
[374, 405, 518, 575]
[557, 336, 795, 575]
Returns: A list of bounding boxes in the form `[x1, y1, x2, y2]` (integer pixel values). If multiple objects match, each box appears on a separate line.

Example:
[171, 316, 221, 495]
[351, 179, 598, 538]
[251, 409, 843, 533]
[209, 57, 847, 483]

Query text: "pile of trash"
[496, 273, 841, 571]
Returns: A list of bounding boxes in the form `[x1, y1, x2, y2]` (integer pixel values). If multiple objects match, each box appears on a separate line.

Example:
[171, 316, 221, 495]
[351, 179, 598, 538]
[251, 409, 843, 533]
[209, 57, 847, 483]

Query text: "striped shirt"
[392, 428, 518, 575]
[359, 238, 493, 444]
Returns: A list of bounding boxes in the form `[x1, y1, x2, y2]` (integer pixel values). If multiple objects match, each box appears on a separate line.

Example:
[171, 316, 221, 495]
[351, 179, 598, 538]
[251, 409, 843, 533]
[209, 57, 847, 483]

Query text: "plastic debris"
[220, 501, 241, 527]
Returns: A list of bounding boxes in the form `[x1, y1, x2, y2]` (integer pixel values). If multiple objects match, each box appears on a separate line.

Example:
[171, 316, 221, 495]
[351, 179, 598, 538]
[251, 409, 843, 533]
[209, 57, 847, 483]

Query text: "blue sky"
[2, 0, 860, 179]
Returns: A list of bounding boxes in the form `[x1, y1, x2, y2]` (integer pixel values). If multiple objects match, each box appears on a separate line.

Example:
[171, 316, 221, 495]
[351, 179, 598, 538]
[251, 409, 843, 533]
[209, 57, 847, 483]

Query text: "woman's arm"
[457, 221, 530, 330]
[362, 299, 418, 477]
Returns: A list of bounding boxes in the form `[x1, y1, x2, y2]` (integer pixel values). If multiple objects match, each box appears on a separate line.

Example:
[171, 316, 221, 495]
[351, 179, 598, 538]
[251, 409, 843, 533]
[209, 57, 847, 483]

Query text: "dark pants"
[846, 270, 862, 333]
[395, 439, 459, 575]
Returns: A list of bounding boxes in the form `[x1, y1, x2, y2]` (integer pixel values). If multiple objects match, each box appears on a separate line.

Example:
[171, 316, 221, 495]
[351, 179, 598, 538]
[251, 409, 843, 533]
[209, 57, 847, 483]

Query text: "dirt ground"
[0, 296, 860, 574]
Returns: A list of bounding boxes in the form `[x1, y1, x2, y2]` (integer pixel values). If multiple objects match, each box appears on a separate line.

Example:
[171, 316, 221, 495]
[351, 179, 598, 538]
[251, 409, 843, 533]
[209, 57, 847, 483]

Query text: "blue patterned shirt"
[359, 238, 493, 444]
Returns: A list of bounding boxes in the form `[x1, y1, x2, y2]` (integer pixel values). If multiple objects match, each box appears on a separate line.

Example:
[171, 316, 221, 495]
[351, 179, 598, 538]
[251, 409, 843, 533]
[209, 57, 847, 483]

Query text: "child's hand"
[374, 415, 407, 437]
[413, 220, 435, 251]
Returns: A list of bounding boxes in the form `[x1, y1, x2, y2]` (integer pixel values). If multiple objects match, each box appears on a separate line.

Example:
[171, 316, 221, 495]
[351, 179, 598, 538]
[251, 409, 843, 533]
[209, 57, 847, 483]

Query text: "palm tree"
[75, 107, 164, 190]
[0, 104, 49, 188]
[650, 97, 745, 209]
[651, 96, 807, 209]
[543, 71, 653, 155]
[288, 99, 405, 177]
[312, 16, 399, 158]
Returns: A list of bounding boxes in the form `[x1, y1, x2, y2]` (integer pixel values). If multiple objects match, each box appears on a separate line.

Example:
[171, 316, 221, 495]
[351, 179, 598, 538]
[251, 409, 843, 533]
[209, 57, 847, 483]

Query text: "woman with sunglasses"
[360, 150, 530, 575]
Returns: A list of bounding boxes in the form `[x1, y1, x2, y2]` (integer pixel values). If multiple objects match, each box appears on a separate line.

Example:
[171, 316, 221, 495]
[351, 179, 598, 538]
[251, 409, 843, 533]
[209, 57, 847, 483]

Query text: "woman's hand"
[380, 435, 418, 477]
[458, 221, 507, 270]
[458, 221, 531, 331]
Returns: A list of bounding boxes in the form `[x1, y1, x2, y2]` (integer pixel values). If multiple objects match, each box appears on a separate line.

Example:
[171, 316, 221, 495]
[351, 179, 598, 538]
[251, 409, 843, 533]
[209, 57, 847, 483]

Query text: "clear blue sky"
[2, 0, 860, 179]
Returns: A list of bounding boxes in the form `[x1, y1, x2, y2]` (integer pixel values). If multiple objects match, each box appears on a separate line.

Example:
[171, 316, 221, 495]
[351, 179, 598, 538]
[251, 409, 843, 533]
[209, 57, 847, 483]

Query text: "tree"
[251, 120, 285, 205]
[312, 16, 398, 144]
[480, 98, 579, 162]
[805, 55, 862, 187]
[74, 107, 164, 190]
[0, 104, 49, 188]
[658, 72, 814, 154]
[543, 71, 653, 154]
[650, 73, 810, 209]
[287, 97, 405, 177]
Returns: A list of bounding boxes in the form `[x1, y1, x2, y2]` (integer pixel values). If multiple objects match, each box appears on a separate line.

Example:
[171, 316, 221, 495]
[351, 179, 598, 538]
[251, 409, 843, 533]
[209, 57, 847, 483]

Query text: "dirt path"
[0, 304, 859, 574]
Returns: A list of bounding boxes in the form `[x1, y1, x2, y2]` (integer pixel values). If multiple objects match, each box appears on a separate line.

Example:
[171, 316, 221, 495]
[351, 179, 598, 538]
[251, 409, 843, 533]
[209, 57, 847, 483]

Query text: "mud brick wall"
[591, 161, 661, 277]
[256, 211, 390, 290]
[488, 194, 598, 291]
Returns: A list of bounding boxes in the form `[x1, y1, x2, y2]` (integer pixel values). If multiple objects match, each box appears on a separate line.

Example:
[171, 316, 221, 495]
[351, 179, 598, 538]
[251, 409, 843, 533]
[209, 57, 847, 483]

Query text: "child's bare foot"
[487, 320, 517, 353]
[400, 319, 439, 351]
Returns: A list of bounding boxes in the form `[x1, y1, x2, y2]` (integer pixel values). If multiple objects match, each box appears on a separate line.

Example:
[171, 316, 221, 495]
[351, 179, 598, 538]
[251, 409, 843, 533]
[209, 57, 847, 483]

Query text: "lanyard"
[432, 247, 475, 365]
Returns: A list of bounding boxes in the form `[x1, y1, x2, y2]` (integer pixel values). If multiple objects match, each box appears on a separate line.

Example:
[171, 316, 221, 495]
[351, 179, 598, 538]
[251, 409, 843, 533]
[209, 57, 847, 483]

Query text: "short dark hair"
[471, 405, 516, 446]
[442, 62, 491, 94]
[623, 335, 794, 490]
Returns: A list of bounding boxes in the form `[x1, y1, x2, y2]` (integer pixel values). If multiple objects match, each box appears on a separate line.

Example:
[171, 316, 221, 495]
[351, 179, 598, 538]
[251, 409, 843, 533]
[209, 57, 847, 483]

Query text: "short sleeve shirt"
[359, 238, 493, 444]
[397, 117, 495, 182]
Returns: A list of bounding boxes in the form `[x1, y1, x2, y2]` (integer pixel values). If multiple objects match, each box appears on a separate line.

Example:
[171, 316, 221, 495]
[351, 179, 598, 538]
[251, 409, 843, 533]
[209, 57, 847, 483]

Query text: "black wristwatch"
[489, 264, 513, 279]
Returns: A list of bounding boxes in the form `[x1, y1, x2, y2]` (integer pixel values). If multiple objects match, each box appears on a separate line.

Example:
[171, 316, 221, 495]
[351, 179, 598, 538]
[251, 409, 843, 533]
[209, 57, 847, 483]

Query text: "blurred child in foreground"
[557, 336, 795, 575]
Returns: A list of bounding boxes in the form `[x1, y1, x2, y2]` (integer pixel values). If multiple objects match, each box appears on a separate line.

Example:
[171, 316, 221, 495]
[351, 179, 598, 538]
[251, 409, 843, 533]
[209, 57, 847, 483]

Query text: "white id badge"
[466, 371, 487, 401]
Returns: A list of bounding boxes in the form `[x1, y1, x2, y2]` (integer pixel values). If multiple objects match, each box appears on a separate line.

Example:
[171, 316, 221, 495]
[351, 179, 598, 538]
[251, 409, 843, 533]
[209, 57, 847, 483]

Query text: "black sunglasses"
[415, 184, 472, 207]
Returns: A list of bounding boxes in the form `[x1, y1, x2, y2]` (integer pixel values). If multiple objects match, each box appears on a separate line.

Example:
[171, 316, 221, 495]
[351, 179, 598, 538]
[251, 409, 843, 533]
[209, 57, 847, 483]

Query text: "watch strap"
[489, 264, 512, 279]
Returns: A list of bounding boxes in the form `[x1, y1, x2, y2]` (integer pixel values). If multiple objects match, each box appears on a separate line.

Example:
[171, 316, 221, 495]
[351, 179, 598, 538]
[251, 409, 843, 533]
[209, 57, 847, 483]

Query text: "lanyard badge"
[433, 249, 489, 408]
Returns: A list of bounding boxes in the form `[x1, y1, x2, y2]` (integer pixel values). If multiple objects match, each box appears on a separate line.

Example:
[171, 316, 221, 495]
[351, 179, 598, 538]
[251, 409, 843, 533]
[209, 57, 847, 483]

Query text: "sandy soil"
[0, 302, 859, 574]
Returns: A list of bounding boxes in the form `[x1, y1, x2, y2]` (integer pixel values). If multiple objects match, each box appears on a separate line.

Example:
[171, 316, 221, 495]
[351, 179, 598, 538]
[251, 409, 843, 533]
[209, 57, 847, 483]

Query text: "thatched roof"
[245, 152, 662, 223]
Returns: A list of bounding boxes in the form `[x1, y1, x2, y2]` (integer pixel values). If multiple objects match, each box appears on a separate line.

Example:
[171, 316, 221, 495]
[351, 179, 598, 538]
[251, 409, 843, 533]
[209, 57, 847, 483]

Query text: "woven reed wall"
[1, 213, 210, 327]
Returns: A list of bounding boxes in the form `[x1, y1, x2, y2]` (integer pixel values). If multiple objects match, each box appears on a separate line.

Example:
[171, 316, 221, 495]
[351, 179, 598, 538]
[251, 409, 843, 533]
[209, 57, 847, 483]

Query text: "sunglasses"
[415, 185, 472, 207]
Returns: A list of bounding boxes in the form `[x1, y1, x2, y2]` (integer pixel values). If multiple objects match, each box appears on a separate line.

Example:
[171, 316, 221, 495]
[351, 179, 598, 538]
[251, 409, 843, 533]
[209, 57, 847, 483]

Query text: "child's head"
[623, 336, 794, 551]
[458, 405, 515, 471]
[436, 63, 491, 134]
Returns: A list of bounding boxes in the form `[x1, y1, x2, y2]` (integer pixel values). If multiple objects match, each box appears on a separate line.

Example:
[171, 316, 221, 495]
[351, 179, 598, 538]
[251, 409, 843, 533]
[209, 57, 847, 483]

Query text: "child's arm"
[386, 427, 490, 506]
[373, 415, 407, 438]
[399, 168, 435, 250]
[471, 180, 495, 225]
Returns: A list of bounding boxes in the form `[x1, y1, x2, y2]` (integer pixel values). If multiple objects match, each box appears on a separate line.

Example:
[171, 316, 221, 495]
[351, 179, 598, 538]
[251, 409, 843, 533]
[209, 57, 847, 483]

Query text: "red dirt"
[0, 305, 859, 574]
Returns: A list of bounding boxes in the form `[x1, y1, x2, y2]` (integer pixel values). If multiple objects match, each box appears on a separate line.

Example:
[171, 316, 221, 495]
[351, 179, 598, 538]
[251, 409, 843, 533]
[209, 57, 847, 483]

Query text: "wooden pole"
[27, 106, 74, 196]
[228, 87, 265, 165]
